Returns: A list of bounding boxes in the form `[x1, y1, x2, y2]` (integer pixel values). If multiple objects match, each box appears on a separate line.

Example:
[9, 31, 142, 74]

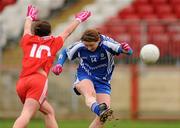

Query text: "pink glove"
[121, 42, 133, 55]
[121, 42, 131, 51]
[51, 64, 63, 75]
[26, 5, 38, 21]
[75, 11, 91, 22]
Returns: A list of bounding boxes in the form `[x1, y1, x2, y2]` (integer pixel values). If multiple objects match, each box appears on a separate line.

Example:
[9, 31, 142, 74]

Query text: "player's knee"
[41, 106, 55, 116]
[47, 107, 55, 116]
[95, 117, 104, 126]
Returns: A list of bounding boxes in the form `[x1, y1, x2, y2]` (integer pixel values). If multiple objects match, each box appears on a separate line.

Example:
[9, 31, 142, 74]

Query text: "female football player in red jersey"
[13, 5, 91, 128]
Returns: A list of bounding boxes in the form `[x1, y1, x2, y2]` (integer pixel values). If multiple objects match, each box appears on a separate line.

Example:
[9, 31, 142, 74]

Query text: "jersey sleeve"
[101, 35, 122, 55]
[56, 48, 67, 66]
[54, 36, 64, 51]
[66, 42, 83, 60]
[20, 34, 32, 47]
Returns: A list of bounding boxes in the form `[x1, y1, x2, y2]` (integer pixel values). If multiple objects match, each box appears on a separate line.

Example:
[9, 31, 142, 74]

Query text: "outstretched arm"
[23, 5, 38, 36]
[101, 35, 133, 55]
[60, 11, 91, 41]
[57, 48, 68, 66]
[52, 48, 68, 75]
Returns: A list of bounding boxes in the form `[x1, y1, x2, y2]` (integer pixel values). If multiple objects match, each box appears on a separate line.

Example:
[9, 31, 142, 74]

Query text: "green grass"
[1, 119, 180, 128]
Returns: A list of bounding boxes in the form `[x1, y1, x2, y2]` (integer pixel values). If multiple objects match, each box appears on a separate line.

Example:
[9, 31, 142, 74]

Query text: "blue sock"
[91, 102, 100, 116]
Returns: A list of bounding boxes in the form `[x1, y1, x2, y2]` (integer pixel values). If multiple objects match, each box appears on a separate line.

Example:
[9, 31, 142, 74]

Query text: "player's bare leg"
[13, 98, 40, 128]
[75, 80, 102, 128]
[76, 80, 113, 128]
[40, 100, 58, 128]
[89, 94, 112, 128]
[89, 116, 103, 128]
[75, 79, 97, 108]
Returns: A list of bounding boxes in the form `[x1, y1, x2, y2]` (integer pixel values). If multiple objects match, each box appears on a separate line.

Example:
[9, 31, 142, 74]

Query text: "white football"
[140, 44, 160, 64]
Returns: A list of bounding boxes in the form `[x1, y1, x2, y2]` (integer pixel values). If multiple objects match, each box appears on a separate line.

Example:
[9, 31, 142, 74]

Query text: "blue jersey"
[66, 35, 122, 84]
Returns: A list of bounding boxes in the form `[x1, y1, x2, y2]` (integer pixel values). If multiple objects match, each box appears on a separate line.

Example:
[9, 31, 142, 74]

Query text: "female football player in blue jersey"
[52, 29, 133, 128]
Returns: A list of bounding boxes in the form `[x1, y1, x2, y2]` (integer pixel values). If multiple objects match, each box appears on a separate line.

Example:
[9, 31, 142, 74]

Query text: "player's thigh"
[21, 98, 40, 118]
[96, 93, 111, 107]
[75, 79, 96, 96]
[39, 100, 55, 115]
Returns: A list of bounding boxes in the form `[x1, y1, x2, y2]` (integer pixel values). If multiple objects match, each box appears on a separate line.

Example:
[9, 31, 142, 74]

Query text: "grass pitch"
[1, 119, 180, 128]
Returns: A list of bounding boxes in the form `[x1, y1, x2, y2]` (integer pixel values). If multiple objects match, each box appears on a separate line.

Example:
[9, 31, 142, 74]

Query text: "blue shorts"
[73, 71, 111, 95]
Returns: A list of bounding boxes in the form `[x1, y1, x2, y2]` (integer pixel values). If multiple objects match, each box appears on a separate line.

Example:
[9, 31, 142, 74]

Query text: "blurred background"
[0, 0, 180, 127]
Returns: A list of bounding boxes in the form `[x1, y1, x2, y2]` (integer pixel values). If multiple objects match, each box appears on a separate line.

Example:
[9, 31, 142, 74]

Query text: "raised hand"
[51, 64, 63, 75]
[75, 11, 91, 22]
[26, 5, 38, 21]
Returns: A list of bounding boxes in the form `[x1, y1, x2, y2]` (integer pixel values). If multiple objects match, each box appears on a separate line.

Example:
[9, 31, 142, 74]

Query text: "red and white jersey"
[19, 34, 64, 78]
